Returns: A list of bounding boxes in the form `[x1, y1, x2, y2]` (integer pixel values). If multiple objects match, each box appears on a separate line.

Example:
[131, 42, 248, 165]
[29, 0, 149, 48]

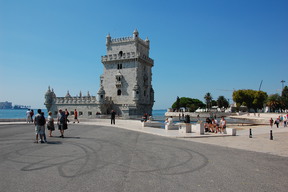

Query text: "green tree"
[204, 92, 212, 110]
[217, 96, 229, 108]
[175, 96, 180, 110]
[233, 89, 267, 111]
[281, 86, 288, 110]
[211, 100, 217, 106]
[171, 97, 205, 112]
[266, 94, 282, 112]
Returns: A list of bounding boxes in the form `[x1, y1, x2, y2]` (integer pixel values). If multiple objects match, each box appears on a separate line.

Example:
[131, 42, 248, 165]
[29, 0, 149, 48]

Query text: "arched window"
[119, 51, 123, 57]
[117, 89, 122, 96]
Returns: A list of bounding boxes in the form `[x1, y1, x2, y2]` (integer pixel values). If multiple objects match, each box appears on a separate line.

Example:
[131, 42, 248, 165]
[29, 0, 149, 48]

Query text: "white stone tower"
[100, 30, 154, 117]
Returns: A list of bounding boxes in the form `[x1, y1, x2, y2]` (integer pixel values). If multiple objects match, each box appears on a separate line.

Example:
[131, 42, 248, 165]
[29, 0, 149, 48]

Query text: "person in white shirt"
[26, 109, 31, 123]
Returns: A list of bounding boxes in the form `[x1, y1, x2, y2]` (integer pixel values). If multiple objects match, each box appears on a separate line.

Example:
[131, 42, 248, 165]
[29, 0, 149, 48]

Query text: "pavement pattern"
[0, 121, 288, 192]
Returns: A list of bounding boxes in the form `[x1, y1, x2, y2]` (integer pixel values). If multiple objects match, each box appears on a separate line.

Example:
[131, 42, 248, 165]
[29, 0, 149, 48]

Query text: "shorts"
[35, 125, 45, 135]
[58, 123, 68, 130]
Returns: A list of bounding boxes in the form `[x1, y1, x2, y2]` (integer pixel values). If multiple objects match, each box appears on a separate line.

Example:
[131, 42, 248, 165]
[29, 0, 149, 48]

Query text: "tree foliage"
[204, 92, 213, 110]
[266, 94, 282, 112]
[171, 97, 205, 112]
[281, 86, 288, 110]
[217, 96, 229, 108]
[232, 89, 268, 111]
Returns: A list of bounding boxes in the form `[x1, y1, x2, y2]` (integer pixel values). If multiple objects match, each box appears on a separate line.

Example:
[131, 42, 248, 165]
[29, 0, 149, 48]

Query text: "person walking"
[269, 118, 274, 128]
[274, 117, 280, 128]
[30, 109, 34, 123]
[47, 111, 55, 137]
[26, 109, 31, 123]
[73, 109, 79, 123]
[34, 109, 46, 143]
[58, 109, 68, 138]
[65, 109, 70, 123]
[111, 110, 116, 125]
[41, 112, 47, 142]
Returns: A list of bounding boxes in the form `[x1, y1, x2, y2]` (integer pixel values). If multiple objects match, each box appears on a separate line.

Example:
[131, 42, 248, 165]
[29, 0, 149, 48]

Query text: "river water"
[0, 109, 166, 119]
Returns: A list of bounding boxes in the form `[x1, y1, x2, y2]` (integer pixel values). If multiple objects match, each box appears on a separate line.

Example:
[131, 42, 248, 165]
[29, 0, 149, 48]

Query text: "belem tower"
[45, 30, 154, 118]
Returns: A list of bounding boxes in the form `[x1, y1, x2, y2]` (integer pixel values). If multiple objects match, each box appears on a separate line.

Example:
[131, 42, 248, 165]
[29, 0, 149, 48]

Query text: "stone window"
[119, 51, 123, 57]
[117, 89, 122, 96]
[117, 64, 122, 69]
[88, 111, 92, 116]
[79, 111, 83, 116]
[70, 111, 74, 115]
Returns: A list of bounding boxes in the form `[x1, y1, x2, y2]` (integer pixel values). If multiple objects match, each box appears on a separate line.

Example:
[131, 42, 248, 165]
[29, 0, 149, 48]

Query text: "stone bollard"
[270, 130, 273, 140]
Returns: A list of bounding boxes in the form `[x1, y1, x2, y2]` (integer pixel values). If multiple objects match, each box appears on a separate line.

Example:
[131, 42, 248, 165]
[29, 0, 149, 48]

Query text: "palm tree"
[266, 94, 281, 112]
[204, 92, 212, 111]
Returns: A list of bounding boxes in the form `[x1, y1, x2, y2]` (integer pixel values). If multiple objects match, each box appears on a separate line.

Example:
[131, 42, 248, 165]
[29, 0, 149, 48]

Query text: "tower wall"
[101, 30, 154, 116]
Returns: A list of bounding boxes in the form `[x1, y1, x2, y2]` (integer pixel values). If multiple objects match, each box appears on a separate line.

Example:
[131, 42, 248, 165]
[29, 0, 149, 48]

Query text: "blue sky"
[1, 0, 287, 109]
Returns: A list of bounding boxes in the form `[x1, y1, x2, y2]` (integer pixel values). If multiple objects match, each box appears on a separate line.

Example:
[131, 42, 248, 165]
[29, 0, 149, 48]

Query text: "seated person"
[165, 116, 173, 125]
[211, 118, 219, 133]
[141, 113, 148, 122]
[204, 117, 212, 132]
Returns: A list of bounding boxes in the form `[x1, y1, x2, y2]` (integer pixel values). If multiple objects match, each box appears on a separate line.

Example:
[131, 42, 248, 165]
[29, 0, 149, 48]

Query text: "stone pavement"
[80, 119, 288, 158]
[1, 119, 288, 157]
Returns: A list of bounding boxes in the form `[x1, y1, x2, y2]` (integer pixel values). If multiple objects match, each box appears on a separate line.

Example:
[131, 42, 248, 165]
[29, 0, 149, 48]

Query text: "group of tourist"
[26, 109, 34, 123]
[204, 116, 227, 134]
[269, 114, 288, 128]
[33, 109, 80, 143]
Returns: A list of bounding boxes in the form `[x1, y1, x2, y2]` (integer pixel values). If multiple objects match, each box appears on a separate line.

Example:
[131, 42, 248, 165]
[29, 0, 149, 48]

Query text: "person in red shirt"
[73, 109, 79, 123]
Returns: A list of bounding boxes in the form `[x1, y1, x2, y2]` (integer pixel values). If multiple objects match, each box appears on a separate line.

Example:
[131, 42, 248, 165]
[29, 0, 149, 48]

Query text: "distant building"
[45, 30, 154, 118]
[0, 101, 13, 109]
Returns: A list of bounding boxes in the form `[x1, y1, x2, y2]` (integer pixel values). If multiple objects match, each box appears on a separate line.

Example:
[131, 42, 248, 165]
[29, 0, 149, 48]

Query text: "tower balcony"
[115, 81, 122, 88]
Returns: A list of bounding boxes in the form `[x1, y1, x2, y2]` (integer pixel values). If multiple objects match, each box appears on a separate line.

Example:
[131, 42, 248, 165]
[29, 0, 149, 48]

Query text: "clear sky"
[1, 0, 287, 109]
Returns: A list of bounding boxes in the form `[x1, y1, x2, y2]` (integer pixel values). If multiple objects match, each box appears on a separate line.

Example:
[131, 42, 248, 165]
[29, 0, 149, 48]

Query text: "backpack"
[37, 114, 46, 126]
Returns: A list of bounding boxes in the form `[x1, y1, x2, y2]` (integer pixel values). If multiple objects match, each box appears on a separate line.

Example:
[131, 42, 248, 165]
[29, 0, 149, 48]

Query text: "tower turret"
[44, 86, 56, 112]
[106, 33, 111, 46]
[133, 29, 139, 39]
[97, 86, 105, 103]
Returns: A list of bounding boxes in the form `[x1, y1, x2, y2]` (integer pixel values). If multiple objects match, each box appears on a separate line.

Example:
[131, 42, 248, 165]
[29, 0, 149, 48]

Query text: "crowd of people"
[269, 114, 288, 128]
[26, 109, 34, 123]
[204, 116, 227, 134]
[32, 109, 80, 143]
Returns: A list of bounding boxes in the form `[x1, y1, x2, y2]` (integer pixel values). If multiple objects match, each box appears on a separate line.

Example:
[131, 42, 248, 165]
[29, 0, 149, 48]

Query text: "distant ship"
[13, 105, 31, 110]
[0, 101, 30, 110]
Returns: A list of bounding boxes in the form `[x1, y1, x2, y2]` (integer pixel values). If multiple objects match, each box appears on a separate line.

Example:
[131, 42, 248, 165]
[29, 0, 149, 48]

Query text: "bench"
[165, 123, 178, 130]
[176, 123, 192, 133]
[142, 121, 163, 128]
[223, 128, 237, 136]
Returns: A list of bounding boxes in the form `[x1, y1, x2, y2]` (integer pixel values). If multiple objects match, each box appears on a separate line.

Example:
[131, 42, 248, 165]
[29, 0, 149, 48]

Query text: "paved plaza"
[0, 120, 288, 192]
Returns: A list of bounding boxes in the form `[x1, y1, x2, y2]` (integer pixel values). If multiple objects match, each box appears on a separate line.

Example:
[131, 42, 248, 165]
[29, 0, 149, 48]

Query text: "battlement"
[111, 36, 133, 43]
[56, 96, 98, 104]
[109, 35, 149, 47]
[101, 51, 154, 65]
